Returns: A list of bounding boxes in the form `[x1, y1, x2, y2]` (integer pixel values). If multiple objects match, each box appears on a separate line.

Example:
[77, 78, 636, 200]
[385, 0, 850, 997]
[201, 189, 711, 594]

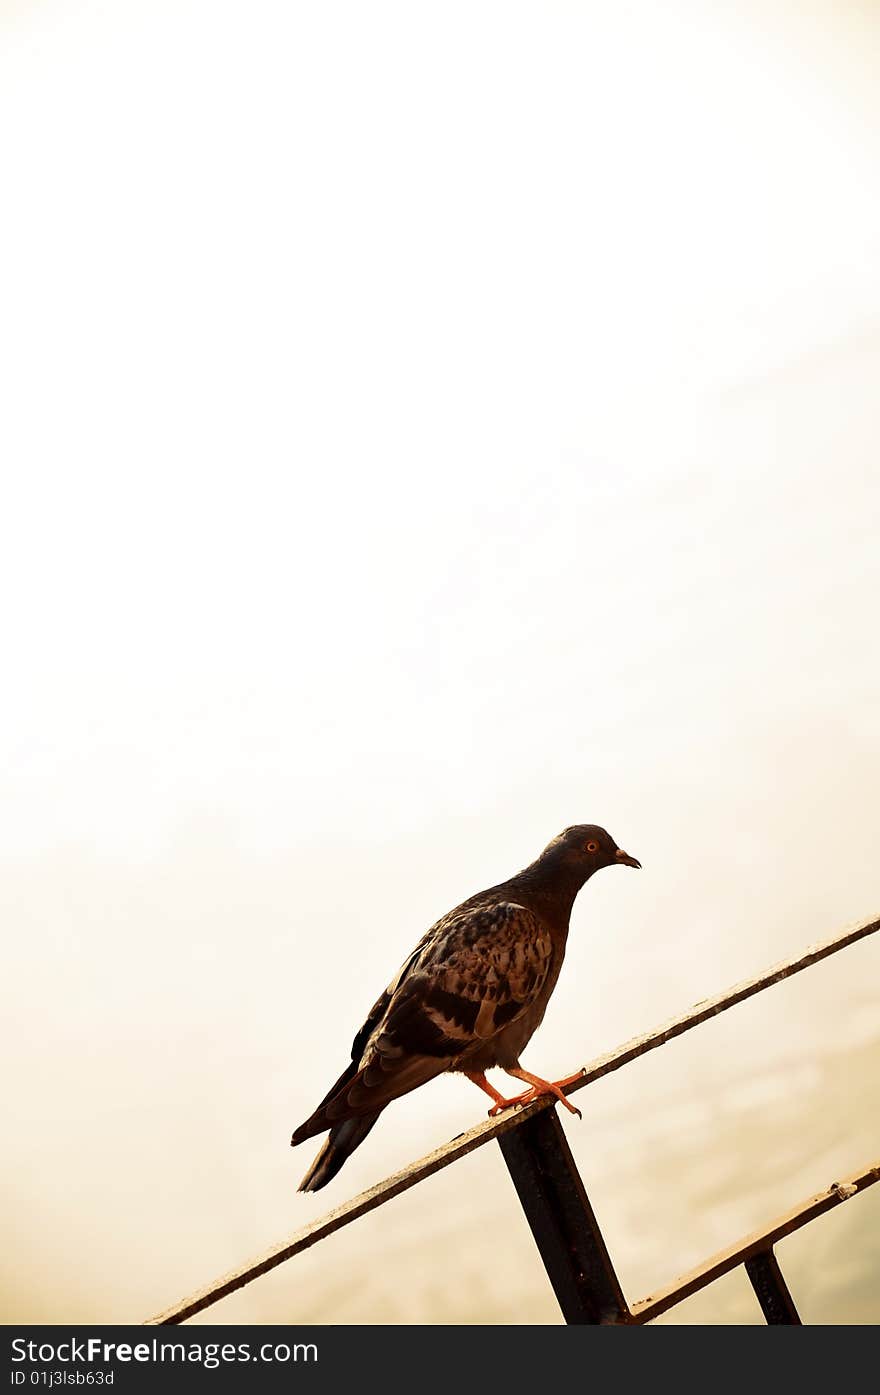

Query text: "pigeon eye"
[586, 840, 599, 853]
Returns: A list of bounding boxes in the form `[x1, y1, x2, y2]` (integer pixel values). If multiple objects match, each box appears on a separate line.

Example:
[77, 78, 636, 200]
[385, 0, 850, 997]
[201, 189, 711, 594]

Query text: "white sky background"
[1, 0, 879, 1322]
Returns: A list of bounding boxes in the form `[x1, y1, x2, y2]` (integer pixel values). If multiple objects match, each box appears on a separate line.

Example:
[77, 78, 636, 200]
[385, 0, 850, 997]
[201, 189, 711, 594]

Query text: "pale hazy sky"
[1, 0, 878, 1323]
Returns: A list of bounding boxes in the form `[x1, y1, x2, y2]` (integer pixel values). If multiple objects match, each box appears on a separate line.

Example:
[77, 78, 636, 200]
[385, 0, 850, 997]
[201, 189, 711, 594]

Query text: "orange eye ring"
[586, 840, 599, 853]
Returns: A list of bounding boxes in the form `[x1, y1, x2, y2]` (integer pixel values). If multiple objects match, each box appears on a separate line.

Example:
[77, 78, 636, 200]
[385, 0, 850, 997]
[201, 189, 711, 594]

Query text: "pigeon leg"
[464, 1071, 528, 1116]
[502, 1066, 583, 1119]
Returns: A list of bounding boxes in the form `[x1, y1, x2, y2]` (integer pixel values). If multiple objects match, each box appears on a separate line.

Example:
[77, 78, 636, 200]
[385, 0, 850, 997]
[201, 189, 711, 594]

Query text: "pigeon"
[291, 824, 640, 1191]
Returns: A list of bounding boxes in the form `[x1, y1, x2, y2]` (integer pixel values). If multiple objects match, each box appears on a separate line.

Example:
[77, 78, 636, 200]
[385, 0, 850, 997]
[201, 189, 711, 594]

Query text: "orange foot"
[488, 1078, 582, 1119]
[487, 1090, 533, 1117]
[467, 1067, 584, 1119]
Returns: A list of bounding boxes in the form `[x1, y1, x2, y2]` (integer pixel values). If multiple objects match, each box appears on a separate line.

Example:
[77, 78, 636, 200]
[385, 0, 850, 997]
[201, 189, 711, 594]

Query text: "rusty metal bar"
[744, 1248, 802, 1324]
[497, 1109, 628, 1324]
[145, 1106, 532, 1325]
[563, 913, 880, 1104]
[146, 912, 879, 1325]
[630, 1159, 879, 1323]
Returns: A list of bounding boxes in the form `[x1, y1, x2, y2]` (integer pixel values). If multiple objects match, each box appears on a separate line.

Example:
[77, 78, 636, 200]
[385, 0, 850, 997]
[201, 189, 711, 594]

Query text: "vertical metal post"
[744, 1247, 802, 1324]
[497, 1108, 630, 1324]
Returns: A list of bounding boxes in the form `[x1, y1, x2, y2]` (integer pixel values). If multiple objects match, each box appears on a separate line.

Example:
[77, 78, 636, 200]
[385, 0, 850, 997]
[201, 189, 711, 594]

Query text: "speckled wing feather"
[380, 902, 554, 1052]
[291, 902, 553, 1143]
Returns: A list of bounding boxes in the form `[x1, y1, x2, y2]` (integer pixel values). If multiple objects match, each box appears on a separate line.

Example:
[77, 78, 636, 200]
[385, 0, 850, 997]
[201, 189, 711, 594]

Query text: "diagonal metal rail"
[630, 1160, 880, 1323]
[146, 912, 879, 1325]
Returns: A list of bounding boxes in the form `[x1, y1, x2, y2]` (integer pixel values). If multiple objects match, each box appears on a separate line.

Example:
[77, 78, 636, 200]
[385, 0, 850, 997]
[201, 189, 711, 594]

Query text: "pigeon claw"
[487, 1094, 530, 1117]
[487, 1079, 583, 1119]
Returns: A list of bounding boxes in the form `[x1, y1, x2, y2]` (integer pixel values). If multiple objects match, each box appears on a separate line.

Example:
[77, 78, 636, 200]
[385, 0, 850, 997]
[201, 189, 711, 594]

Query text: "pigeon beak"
[615, 848, 641, 869]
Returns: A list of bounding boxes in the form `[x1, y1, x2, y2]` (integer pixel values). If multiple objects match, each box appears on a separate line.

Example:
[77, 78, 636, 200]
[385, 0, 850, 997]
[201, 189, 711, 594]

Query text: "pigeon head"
[544, 824, 641, 875]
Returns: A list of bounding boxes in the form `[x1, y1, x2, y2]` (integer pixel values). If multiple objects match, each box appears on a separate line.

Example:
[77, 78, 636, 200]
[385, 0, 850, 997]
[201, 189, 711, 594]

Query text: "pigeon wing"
[292, 903, 553, 1140]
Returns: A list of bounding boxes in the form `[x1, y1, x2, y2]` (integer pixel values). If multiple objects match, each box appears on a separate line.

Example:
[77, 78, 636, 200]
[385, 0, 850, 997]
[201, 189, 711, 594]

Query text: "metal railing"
[147, 913, 880, 1326]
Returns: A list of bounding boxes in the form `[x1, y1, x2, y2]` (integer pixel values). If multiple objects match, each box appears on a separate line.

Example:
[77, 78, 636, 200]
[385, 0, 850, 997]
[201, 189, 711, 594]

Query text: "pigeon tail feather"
[298, 1113, 381, 1192]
